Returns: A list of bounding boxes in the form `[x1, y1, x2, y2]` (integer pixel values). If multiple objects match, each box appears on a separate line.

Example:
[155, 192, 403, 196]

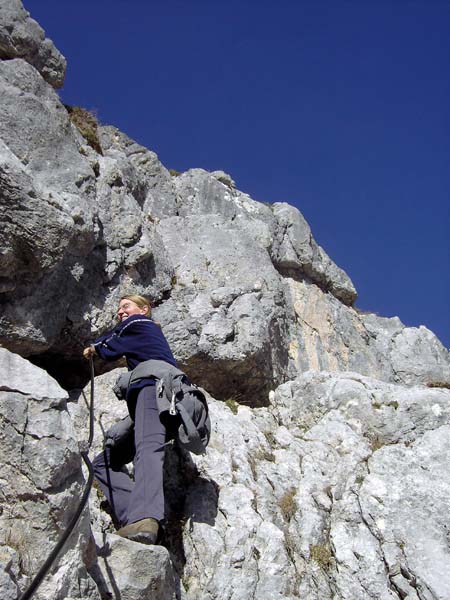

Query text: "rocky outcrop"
[1, 2, 450, 599]
[180, 372, 450, 599]
[1, 60, 448, 395]
[271, 202, 356, 305]
[61, 364, 450, 599]
[284, 280, 450, 387]
[0, 350, 179, 600]
[0, 0, 66, 87]
[2, 347, 450, 599]
[0, 349, 99, 599]
[0, 33, 448, 396]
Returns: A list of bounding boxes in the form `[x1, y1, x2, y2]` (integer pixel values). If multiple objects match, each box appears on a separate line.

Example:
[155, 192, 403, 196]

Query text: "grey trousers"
[92, 385, 166, 526]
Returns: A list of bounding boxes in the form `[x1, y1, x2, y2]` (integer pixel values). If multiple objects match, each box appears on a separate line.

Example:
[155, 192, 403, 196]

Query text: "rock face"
[19, 359, 450, 600]
[0, 53, 448, 397]
[0, 0, 66, 87]
[0, 349, 99, 600]
[1, 2, 450, 599]
[186, 373, 450, 600]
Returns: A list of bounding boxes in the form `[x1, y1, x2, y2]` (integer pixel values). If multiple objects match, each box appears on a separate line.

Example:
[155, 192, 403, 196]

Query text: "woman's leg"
[92, 436, 135, 527]
[126, 385, 166, 524]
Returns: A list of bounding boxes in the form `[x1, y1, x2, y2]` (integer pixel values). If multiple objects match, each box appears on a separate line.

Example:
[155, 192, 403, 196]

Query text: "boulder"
[92, 532, 178, 600]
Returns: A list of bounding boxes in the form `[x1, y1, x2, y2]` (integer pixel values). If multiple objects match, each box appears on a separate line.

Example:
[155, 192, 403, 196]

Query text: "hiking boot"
[116, 518, 159, 545]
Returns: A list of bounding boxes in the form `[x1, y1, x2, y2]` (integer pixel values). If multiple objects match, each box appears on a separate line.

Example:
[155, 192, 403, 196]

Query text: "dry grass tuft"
[66, 105, 103, 155]
[427, 381, 450, 390]
[278, 488, 297, 522]
[310, 543, 333, 569]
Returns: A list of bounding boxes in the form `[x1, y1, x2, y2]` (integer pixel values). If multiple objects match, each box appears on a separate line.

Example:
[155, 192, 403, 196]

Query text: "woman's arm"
[89, 316, 152, 362]
[82, 325, 126, 362]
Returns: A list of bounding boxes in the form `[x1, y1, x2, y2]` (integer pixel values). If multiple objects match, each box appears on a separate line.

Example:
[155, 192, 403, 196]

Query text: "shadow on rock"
[162, 444, 219, 584]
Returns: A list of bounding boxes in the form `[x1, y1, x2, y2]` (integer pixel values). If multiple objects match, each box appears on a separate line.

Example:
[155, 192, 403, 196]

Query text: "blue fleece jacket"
[93, 314, 177, 399]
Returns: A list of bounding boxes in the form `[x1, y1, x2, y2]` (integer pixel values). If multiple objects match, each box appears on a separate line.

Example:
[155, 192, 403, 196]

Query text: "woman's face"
[117, 299, 148, 322]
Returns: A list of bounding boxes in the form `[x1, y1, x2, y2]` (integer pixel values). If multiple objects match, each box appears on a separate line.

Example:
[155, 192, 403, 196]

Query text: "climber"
[83, 294, 177, 545]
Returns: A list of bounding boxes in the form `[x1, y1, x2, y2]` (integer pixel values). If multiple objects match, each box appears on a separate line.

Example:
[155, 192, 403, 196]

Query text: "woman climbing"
[83, 294, 177, 544]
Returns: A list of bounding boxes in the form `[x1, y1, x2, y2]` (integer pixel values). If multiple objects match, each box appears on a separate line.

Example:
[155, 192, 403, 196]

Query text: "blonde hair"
[119, 294, 152, 317]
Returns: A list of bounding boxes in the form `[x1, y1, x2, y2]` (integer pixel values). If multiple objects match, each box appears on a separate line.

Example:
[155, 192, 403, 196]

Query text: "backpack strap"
[176, 402, 206, 454]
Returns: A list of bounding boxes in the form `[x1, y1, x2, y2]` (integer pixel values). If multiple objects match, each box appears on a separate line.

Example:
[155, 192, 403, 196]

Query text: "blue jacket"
[93, 315, 177, 399]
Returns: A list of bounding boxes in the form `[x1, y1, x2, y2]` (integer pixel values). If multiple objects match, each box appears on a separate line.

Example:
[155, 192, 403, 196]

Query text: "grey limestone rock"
[0, 349, 99, 599]
[154, 211, 289, 404]
[389, 324, 450, 384]
[1, 3, 450, 598]
[210, 170, 236, 189]
[177, 372, 450, 599]
[74, 365, 450, 600]
[0, 0, 66, 87]
[0, 58, 94, 196]
[92, 532, 178, 600]
[98, 125, 178, 219]
[0, 62, 174, 361]
[284, 278, 450, 388]
[271, 202, 357, 305]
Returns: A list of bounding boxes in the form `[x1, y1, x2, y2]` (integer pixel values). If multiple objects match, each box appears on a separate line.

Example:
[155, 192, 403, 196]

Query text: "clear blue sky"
[24, 0, 450, 348]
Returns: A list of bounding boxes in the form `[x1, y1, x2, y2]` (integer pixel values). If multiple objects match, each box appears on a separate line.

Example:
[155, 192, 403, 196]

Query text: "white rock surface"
[0, 349, 99, 599]
[70, 367, 450, 600]
[176, 372, 450, 599]
[0, 346, 67, 399]
[92, 532, 178, 600]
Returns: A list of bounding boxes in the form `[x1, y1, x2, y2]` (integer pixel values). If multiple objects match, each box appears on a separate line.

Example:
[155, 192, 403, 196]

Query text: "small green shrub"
[5, 527, 31, 575]
[225, 398, 239, 414]
[372, 400, 399, 410]
[353, 306, 381, 316]
[169, 168, 181, 176]
[147, 213, 161, 225]
[65, 105, 103, 155]
[248, 455, 258, 481]
[216, 175, 234, 189]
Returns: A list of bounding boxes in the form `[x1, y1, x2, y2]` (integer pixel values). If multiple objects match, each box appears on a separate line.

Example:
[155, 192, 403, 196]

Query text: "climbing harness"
[20, 356, 96, 600]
